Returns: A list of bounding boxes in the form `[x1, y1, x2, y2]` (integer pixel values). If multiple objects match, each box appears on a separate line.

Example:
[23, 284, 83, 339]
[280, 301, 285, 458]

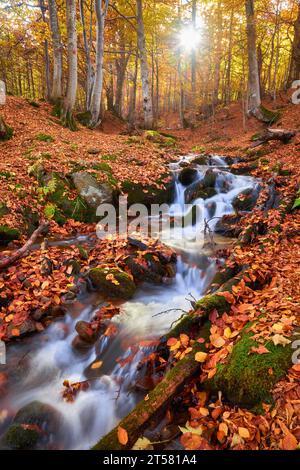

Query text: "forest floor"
[0, 95, 299, 450]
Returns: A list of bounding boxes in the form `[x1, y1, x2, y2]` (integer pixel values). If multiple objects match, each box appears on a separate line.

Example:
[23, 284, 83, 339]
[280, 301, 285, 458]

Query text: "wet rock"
[205, 201, 217, 218]
[178, 167, 198, 186]
[203, 169, 218, 188]
[87, 147, 101, 155]
[215, 214, 242, 238]
[190, 155, 208, 165]
[72, 335, 95, 351]
[125, 253, 176, 284]
[121, 177, 174, 206]
[185, 180, 216, 204]
[71, 171, 115, 209]
[232, 186, 260, 212]
[88, 267, 136, 299]
[75, 320, 99, 344]
[0, 401, 62, 450]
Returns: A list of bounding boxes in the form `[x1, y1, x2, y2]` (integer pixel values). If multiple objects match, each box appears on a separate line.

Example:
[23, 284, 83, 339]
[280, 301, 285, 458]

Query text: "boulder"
[190, 155, 208, 165]
[75, 320, 99, 344]
[232, 186, 260, 212]
[202, 169, 218, 188]
[125, 252, 176, 284]
[121, 177, 174, 207]
[185, 180, 216, 204]
[0, 401, 61, 450]
[71, 172, 115, 209]
[178, 167, 198, 186]
[215, 214, 242, 238]
[88, 267, 136, 299]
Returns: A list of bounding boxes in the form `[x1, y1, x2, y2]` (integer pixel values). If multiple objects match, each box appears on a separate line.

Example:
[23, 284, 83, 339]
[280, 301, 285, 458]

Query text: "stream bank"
[0, 151, 298, 451]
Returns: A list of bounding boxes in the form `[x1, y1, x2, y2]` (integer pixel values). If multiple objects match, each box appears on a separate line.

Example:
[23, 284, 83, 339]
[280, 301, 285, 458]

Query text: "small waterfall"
[0, 154, 257, 450]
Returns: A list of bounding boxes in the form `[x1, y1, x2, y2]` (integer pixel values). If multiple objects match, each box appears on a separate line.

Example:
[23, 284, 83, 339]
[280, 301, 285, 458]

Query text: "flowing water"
[0, 155, 257, 449]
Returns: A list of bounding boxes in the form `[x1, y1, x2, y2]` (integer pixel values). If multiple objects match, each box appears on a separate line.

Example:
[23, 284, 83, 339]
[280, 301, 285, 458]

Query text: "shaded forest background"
[1, 0, 300, 130]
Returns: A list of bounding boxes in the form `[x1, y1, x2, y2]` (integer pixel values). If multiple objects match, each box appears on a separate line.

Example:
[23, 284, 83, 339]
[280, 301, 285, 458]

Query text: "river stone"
[178, 167, 198, 186]
[185, 180, 216, 204]
[88, 267, 136, 299]
[75, 320, 98, 344]
[202, 169, 218, 188]
[215, 214, 242, 238]
[72, 172, 115, 209]
[232, 186, 260, 212]
[0, 401, 62, 450]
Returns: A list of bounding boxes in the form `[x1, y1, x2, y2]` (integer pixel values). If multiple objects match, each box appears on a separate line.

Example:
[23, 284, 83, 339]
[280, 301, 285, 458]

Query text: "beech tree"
[48, 0, 63, 103]
[62, 0, 78, 129]
[88, 0, 109, 128]
[288, 0, 300, 87]
[245, 0, 262, 119]
[136, 0, 153, 129]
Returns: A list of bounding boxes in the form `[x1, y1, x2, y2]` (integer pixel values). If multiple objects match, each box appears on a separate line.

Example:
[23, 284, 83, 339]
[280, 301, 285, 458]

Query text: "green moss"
[101, 154, 117, 162]
[88, 267, 136, 300]
[206, 323, 292, 407]
[76, 111, 92, 127]
[35, 133, 54, 143]
[41, 173, 97, 223]
[0, 225, 20, 245]
[92, 162, 112, 173]
[259, 105, 281, 125]
[4, 424, 39, 450]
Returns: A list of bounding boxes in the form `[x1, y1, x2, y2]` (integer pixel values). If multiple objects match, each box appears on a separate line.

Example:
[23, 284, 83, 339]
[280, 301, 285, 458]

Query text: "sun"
[178, 26, 200, 51]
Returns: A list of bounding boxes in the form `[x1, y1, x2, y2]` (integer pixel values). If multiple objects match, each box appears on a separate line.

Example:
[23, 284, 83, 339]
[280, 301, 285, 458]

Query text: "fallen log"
[92, 267, 259, 451]
[0, 222, 49, 270]
[251, 128, 296, 147]
[92, 322, 211, 450]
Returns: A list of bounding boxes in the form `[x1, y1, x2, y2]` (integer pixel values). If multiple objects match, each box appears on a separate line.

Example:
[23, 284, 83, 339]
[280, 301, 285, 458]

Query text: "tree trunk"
[136, 0, 153, 129]
[128, 51, 138, 127]
[62, 0, 78, 130]
[191, 0, 197, 94]
[287, 0, 300, 87]
[48, 0, 63, 102]
[88, 0, 109, 128]
[245, 0, 262, 118]
[39, 0, 51, 100]
[79, 0, 94, 109]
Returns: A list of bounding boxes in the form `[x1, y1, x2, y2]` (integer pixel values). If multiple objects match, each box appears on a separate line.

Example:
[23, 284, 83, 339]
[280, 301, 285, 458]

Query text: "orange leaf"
[117, 426, 128, 446]
[281, 433, 298, 450]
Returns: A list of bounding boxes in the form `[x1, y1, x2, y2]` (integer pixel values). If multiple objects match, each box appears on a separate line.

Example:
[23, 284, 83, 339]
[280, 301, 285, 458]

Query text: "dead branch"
[0, 222, 50, 270]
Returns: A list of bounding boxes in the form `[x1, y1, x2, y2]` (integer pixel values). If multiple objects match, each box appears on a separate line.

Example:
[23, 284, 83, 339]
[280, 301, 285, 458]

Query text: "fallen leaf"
[117, 426, 128, 446]
[195, 351, 208, 363]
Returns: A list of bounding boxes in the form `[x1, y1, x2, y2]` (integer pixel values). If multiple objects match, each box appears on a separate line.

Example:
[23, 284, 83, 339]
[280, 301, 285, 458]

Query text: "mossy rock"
[2, 424, 39, 450]
[185, 181, 216, 204]
[42, 173, 98, 223]
[206, 323, 293, 407]
[0, 225, 20, 246]
[88, 267, 136, 299]
[144, 130, 176, 148]
[0, 116, 13, 141]
[121, 177, 174, 207]
[191, 155, 208, 165]
[232, 186, 260, 212]
[259, 105, 281, 125]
